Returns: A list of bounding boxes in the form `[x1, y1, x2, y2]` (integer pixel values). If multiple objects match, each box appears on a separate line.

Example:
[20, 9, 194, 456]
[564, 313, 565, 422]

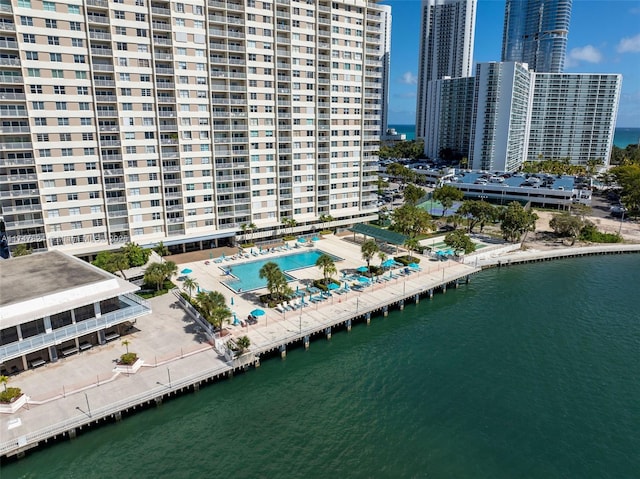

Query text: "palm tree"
[161, 260, 178, 285]
[144, 262, 165, 291]
[259, 261, 287, 300]
[315, 253, 337, 286]
[234, 335, 251, 357]
[110, 252, 130, 280]
[0, 375, 8, 392]
[404, 237, 421, 260]
[378, 251, 388, 270]
[319, 214, 334, 231]
[196, 291, 231, 331]
[361, 239, 379, 274]
[121, 339, 131, 354]
[183, 277, 199, 300]
[247, 222, 257, 242]
[153, 241, 170, 263]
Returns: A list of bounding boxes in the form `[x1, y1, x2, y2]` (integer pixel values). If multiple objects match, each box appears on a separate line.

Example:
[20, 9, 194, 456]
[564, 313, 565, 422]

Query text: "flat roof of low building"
[0, 251, 108, 307]
[0, 251, 139, 327]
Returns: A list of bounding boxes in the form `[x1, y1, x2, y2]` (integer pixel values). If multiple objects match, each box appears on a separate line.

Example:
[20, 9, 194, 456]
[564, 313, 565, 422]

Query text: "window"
[67, 193, 79, 201]
[65, 178, 77, 186]
[47, 36, 60, 46]
[32, 101, 44, 110]
[76, 71, 87, 80]
[55, 102, 67, 110]
[79, 102, 90, 110]
[43, 1, 56, 11]
[86, 162, 97, 170]
[34, 117, 47, 126]
[77, 86, 89, 95]
[45, 19, 57, 28]
[23, 33, 35, 43]
[117, 42, 128, 51]
[21, 16, 33, 26]
[69, 207, 81, 216]
[73, 55, 86, 64]
[63, 163, 75, 171]
[71, 38, 83, 47]
[30, 84, 42, 94]
[114, 10, 125, 19]
[53, 85, 65, 94]
[27, 68, 40, 77]
[57, 118, 69, 126]
[68, 5, 80, 14]
[48, 210, 59, 218]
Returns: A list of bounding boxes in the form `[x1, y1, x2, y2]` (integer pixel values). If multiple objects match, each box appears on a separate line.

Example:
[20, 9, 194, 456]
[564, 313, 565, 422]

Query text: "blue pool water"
[222, 249, 342, 292]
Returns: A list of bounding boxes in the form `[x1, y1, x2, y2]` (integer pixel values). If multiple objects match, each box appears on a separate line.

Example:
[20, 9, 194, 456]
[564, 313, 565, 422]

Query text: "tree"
[403, 183, 425, 205]
[361, 239, 379, 273]
[0, 375, 7, 392]
[444, 230, 476, 254]
[500, 202, 539, 243]
[432, 185, 464, 217]
[121, 339, 131, 354]
[144, 262, 166, 291]
[153, 241, 170, 262]
[122, 242, 151, 267]
[319, 214, 334, 231]
[445, 214, 466, 230]
[385, 162, 416, 184]
[161, 260, 178, 284]
[110, 252, 130, 280]
[378, 251, 387, 269]
[247, 222, 257, 242]
[315, 253, 337, 286]
[92, 251, 117, 274]
[196, 291, 231, 331]
[458, 200, 498, 233]
[549, 213, 584, 245]
[12, 244, 32, 257]
[233, 335, 251, 357]
[282, 217, 297, 236]
[611, 164, 640, 216]
[391, 204, 434, 237]
[259, 262, 290, 301]
[403, 237, 420, 260]
[183, 277, 199, 300]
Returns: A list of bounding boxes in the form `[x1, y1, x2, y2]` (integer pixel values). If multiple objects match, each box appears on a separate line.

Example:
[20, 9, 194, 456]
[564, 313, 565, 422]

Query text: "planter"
[114, 358, 144, 374]
[0, 394, 28, 414]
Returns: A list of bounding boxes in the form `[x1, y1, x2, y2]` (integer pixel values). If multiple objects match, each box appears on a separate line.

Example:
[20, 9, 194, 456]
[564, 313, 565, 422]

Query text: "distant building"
[525, 72, 622, 166]
[469, 62, 532, 172]
[415, 0, 477, 140]
[380, 128, 407, 145]
[0, 251, 151, 375]
[501, 0, 572, 73]
[423, 76, 475, 160]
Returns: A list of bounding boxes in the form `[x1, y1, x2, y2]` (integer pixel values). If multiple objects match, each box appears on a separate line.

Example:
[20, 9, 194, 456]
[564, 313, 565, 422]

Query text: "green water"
[3, 256, 639, 479]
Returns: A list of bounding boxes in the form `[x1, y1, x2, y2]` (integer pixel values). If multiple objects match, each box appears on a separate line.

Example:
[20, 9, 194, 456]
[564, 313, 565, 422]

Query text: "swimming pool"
[221, 249, 343, 293]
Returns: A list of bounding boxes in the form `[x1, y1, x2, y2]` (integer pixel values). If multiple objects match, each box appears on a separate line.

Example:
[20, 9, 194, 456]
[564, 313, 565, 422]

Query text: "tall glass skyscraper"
[501, 0, 572, 73]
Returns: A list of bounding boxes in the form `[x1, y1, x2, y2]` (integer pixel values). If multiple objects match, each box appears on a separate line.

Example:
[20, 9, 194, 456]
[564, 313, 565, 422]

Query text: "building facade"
[501, 0, 572, 73]
[415, 0, 476, 140]
[469, 62, 532, 172]
[0, 251, 151, 375]
[525, 72, 621, 166]
[0, 0, 388, 257]
[423, 75, 474, 160]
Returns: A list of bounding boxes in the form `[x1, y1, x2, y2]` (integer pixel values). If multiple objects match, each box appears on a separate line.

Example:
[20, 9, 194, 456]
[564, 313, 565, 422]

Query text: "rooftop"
[0, 251, 107, 307]
[0, 251, 139, 327]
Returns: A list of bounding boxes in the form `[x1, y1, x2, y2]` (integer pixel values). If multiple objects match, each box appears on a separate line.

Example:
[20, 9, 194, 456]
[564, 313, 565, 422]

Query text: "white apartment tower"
[0, 0, 388, 256]
[525, 72, 621, 166]
[469, 62, 532, 172]
[415, 0, 476, 140]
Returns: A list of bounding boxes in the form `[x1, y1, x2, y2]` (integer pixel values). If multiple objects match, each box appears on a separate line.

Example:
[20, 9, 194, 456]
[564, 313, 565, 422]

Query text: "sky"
[383, 0, 640, 127]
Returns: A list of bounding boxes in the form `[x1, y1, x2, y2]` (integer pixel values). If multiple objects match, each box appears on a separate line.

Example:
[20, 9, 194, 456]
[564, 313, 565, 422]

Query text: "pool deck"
[0, 236, 479, 459]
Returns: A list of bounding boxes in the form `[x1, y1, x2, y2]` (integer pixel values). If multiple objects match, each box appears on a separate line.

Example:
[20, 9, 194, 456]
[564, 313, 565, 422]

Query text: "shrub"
[394, 255, 420, 266]
[319, 229, 333, 235]
[579, 223, 622, 243]
[313, 279, 340, 291]
[240, 242, 255, 248]
[283, 235, 296, 241]
[119, 353, 138, 365]
[0, 387, 22, 404]
[259, 293, 289, 308]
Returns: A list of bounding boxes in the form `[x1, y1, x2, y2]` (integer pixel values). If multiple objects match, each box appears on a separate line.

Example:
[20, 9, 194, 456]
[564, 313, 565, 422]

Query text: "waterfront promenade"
[2, 235, 640, 459]
[0, 236, 478, 459]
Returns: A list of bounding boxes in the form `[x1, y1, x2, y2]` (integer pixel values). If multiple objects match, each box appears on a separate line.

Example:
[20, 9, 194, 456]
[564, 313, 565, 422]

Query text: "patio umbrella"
[300, 295, 305, 304]
[344, 282, 350, 291]
[232, 312, 239, 326]
[328, 283, 339, 290]
[230, 297, 234, 306]
[250, 309, 265, 317]
[382, 259, 395, 268]
[358, 276, 371, 283]
[296, 285, 299, 292]
[357, 266, 368, 273]
[312, 236, 320, 242]
[180, 268, 192, 274]
[408, 262, 419, 269]
[297, 237, 306, 243]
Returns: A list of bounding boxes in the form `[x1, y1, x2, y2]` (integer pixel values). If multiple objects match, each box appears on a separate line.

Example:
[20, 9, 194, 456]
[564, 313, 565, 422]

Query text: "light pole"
[618, 210, 625, 235]
[167, 368, 172, 389]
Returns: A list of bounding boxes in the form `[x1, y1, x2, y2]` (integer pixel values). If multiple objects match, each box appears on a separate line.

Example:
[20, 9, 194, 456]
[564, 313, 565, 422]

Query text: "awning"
[349, 223, 407, 245]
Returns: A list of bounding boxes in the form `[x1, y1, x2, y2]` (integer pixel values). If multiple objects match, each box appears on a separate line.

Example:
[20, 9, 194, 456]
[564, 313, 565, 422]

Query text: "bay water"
[3, 255, 639, 478]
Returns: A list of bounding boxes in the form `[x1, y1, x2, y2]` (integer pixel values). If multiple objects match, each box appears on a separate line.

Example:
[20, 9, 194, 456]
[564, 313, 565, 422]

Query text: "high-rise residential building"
[525, 72, 621, 165]
[415, 0, 477, 140]
[423, 75, 475, 160]
[0, 0, 389, 257]
[501, 0, 572, 73]
[469, 62, 532, 172]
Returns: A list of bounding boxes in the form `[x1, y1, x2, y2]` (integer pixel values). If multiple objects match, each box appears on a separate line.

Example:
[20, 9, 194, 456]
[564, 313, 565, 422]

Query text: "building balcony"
[0, 294, 151, 362]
